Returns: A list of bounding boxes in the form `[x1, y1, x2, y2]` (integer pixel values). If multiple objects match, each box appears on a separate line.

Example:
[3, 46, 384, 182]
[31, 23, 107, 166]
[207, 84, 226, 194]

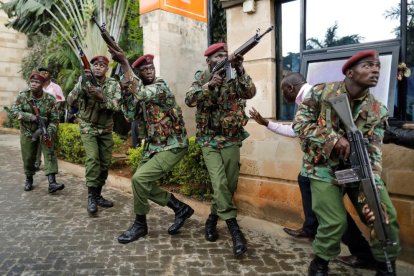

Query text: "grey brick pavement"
[1, 133, 413, 275]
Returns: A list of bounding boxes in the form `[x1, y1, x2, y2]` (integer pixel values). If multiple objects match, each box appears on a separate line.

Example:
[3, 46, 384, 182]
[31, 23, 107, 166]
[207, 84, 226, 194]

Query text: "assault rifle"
[328, 94, 395, 274]
[91, 16, 124, 78]
[31, 103, 52, 148]
[211, 26, 274, 82]
[73, 36, 99, 87]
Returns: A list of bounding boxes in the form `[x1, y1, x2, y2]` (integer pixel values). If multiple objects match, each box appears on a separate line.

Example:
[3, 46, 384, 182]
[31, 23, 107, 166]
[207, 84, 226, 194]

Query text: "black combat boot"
[118, 214, 148, 244]
[24, 175, 34, 191]
[205, 214, 219, 242]
[308, 256, 329, 276]
[166, 194, 194, 235]
[47, 174, 65, 193]
[226, 218, 247, 257]
[375, 260, 396, 276]
[96, 186, 114, 208]
[87, 187, 98, 214]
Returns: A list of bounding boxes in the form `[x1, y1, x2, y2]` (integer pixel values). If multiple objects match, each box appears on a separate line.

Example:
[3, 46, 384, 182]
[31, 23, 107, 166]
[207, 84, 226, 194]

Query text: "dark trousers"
[298, 173, 374, 260]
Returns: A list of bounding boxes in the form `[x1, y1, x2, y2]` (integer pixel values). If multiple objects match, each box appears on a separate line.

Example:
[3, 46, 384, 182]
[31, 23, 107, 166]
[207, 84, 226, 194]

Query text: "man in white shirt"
[38, 67, 65, 109]
[249, 72, 375, 269]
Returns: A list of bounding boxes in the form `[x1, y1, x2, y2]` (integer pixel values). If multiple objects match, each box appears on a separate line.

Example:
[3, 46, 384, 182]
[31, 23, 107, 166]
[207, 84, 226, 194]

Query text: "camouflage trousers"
[20, 133, 58, 176]
[80, 132, 113, 188]
[131, 147, 187, 215]
[202, 145, 240, 220]
[310, 178, 401, 262]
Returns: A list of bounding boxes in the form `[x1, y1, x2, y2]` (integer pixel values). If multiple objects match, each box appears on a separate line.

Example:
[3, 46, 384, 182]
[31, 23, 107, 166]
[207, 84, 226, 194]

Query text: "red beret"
[132, 54, 154, 69]
[204, 42, 227, 57]
[29, 73, 46, 82]
[342, 50, 379, 75]
[90, 55, 109, 65]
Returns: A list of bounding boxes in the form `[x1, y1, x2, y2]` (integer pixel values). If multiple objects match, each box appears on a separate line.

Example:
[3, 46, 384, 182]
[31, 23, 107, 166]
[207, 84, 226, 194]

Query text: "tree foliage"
[306, 22, 363, 50]
[0, 0, 131, 60]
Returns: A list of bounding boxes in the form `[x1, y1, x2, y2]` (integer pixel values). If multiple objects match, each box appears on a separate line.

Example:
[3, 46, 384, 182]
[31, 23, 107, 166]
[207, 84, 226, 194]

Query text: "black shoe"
[47, 174, 65, 193]
[87, 187, 98, 214]
[118, 215, 148, 244]
[283, 227, 314, 239]
[166, 194, 194, 235]
[226, 218, 247, 257]
[335, 255, 376, 270]
[308, 256, 329, 276]
[205, 214, 219, 242]
[24, 175, 33, 191]
[96, 186, 114, 208]
[375, 260, 396, 276]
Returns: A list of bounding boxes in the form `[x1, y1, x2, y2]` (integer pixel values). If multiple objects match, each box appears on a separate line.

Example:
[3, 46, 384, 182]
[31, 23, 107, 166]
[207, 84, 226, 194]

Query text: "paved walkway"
[1, 132, 413, 275]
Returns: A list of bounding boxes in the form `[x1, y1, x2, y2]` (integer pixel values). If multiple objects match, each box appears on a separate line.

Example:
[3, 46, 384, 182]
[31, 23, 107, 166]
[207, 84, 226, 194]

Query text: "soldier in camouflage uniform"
[67, 56, 121, 215]
[10, 73, 65, 193]
[107, 49, 194, 244]
[293, 50, 400, 276]
[185, 43, 256, 257]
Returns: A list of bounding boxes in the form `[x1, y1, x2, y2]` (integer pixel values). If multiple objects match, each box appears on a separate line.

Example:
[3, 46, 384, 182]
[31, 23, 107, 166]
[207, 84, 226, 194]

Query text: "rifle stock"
[211, 26, 274, 82]
[328, 94, 394, 273]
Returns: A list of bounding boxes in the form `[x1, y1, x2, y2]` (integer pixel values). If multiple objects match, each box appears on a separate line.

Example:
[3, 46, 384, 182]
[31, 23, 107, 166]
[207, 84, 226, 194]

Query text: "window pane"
[306, 0, 400, 49]
[406, 1, 414, 120]
[279, 0, 300, 120]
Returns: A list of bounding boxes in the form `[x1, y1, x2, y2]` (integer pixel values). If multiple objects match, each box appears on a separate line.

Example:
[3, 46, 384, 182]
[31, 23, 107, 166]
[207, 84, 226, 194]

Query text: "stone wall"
[0, 3, 28, 124]
[140, 10, 207, 136]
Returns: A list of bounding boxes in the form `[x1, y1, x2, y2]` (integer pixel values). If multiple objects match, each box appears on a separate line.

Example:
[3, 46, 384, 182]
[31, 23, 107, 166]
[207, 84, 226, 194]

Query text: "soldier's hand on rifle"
[30, 114, 39, 122]
[229, 53, 244, 74]
[334, 136, 351, 160]
[88, 86, 104, 102]
[208, 68, 225, 89]
[108, 44, 127, 64]
[362, 203, 389, 225]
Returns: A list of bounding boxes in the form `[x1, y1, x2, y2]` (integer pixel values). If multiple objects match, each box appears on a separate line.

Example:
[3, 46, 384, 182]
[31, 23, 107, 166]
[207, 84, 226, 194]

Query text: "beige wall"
[140, 9, 207, 136]
[0, 2, 28, 124]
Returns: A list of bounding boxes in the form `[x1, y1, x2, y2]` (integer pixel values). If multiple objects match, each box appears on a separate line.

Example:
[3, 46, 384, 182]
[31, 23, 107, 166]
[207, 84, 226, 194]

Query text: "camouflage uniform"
[120, 76, 188, 215]
[67, 77, 121, 189]
[293, 81, 400, 262]
[185, 69, 256, 220]
[10, 89, 60, 177]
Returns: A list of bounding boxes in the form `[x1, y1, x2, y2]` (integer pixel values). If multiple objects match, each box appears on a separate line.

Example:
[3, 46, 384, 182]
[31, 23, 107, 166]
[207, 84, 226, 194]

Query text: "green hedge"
[56, 123, 124, 165]
[127, 137, 213, 200]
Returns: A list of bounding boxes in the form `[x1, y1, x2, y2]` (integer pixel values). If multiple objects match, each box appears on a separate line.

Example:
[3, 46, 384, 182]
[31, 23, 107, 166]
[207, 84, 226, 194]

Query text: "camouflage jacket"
[120, 76, 188, 158]
[67, 76, 121, 135]
[293, 81, 388, 184]
[10, 89, 59, 138]
[185, 69, 256, 149]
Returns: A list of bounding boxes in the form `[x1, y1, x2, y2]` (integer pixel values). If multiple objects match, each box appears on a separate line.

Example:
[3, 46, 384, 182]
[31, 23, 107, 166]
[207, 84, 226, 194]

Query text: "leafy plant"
[55, 123, 126, 165]
[2, 106, 20, 129]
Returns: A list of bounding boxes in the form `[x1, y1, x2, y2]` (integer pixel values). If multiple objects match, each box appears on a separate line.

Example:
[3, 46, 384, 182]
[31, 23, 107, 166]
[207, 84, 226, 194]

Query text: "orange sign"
[140, 0, 207, 22]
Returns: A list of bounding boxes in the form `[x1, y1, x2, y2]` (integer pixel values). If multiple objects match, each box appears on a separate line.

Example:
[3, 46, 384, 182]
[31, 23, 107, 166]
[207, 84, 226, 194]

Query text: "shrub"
[2, 106, 20, 129]
[56, 123, 126, 165]
[55, 123, 85, 164]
